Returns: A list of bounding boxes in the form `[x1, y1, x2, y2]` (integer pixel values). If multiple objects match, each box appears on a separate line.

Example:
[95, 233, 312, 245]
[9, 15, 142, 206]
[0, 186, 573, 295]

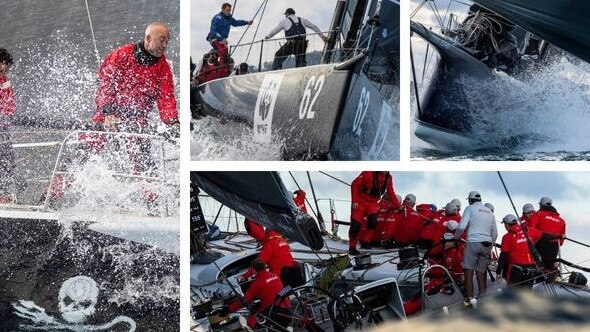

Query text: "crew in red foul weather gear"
[241, 230, 298, 287]
[520, 203, 535, 229]
[0, 48, 16, 203]
[244, 218, 266, 243]
[195, 50, 230, 84]
[293, 189, 307, 212]
[394, 194, 427, 246]
[349, 171, 401, 255]
[229, 259, 291, 330]
[528, 197, 566, 276]
[496, 214, 541, 286]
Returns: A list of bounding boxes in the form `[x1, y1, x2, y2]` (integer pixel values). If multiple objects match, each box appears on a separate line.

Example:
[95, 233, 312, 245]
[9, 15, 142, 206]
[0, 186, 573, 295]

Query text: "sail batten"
[472, 0, 590, 63]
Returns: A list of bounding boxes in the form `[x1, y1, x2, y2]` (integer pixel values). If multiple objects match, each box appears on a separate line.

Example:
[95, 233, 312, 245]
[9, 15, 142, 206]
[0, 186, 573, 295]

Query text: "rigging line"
[231, 0, 237, 16]
[318, 171, 351, 187]
[496, 171, 546, 272]
[230, 0, 268, 58]
[411, 0, 428, 19]
[14, 144, 58, 164]
[427, 0, 446, 32]
[442, 0, 453, 32]
[245, 0, 268, 63]
[307, 171, 327, 234]
[84, 0, 101, 66]
[288, 172, 319, 221]
[410, 41, 422, 117]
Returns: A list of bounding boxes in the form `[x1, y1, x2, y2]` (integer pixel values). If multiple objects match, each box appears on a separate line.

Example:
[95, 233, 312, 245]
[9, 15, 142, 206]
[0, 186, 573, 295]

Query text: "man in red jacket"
[0, 48, 16, 203]
[229, 259, 291, 330]
[349, 171, 401, 255]
[241, 230, 298, 288]
[194, 49, 230, 85]
[92, 22, 178, 174]
[528, 197, 566, 277]
[496, 214, 541, 286]
[293, 189, 307, 212]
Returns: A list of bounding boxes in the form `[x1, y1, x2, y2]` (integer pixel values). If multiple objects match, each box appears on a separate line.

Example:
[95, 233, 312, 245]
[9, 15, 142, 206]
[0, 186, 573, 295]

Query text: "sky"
[191, 0, 338, 66]
[199, 171, 590, 278]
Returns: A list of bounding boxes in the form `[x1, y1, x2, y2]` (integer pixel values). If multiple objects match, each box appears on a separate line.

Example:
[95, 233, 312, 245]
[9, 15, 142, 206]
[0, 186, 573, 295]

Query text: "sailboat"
[190, 171, 590, 331]
[410, 0, 590, 151]
[191, 0, 399, 160]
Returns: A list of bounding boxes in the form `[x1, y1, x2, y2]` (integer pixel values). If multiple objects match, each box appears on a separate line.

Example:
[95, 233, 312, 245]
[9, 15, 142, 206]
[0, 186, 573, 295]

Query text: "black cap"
[284, 8, 295, 15]
[239, 62, 248, 70]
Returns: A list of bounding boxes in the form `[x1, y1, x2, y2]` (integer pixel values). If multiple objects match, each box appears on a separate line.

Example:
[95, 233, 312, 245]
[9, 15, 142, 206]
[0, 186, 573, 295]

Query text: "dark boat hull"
[197, 65, 351, 159]
[0, 217, 179, 331]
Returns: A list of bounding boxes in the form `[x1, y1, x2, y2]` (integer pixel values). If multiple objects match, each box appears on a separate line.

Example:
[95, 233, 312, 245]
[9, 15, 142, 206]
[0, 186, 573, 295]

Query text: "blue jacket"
[209, 12, 248, 41]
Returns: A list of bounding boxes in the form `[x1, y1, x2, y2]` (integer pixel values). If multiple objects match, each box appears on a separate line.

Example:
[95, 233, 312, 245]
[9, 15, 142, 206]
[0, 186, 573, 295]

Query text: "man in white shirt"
[455, 191, 497, 307]
[265, 8, 329, 70]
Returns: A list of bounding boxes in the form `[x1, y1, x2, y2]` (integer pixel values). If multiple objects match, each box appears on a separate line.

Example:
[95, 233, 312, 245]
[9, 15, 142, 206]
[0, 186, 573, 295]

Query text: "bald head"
[144, 22, 170, 57]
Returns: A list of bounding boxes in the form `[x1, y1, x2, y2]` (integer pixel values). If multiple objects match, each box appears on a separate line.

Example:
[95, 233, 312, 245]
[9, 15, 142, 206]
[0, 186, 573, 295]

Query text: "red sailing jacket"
[93, 43, 177, 126]
[243, 233, 295, 279]
[394, 205, 427, 245]
[293, 189, 307, 212]
[528, 209, 566, 245]
[501, 225, 536, 266]
[196, 57, 229, 84]
[0, 75, 15, 127]
[351, 171, 401, 222]
[229, 270, 291, 314]
[500, 224, 539, 282]
[245, 219, 266, 243]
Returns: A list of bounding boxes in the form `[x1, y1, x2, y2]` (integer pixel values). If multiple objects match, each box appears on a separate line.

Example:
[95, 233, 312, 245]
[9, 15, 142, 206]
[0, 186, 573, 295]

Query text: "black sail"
[192, 172, 324, 250]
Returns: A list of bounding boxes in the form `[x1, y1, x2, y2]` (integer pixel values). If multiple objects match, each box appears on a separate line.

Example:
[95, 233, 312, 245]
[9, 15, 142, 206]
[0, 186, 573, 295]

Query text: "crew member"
[265, 8, 329, 70]
[349, 171, 401, 255]
[0, 48, 16, 204]
[394, 194, 427, 246]
[244, 218, 266, 243]
[194, 49, 230, 84]
[520, 203, 535, 229]
[208, 3, 253, 63]
[455, 191, 497, 307]
[229, 259, 291, 330]
[496, 214, 540, 287]
[93, 22, 178, 175]
[241, 230, 298, 288]
[293, 189, 307, 212]
[528, 197, 566, 278]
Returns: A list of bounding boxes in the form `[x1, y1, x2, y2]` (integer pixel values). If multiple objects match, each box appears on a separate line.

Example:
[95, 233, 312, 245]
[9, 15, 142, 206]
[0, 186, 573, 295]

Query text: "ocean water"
[412, 54, 590, 161]
[190, 90, 400, 161]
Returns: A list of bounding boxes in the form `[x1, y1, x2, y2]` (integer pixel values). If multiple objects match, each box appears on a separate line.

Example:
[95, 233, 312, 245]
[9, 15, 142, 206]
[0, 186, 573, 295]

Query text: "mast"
[323, 0, 347, 64]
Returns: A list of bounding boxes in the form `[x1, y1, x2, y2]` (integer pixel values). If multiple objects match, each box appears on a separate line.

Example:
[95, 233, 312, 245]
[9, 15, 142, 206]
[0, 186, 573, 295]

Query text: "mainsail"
[473, 0, 590, 63]
[192, 172, 324, 250]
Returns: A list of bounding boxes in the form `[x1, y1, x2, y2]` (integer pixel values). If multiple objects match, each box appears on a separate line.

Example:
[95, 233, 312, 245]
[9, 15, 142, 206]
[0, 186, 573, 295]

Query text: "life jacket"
[284, 17, 306, 38]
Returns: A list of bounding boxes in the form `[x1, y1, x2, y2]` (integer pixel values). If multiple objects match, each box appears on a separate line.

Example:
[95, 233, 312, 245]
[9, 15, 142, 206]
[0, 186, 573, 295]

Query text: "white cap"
[522, 203, 535, 213]
[539, 197, 553, 207]
[404, 194, 416, 204]
[451, 198, 461, 210]
[443, 220, 459, 231]
[467, 191, 481, 200]
[502, 214, 518, 225]
[445, 202, 457, 214]
[484, 203, 494, 212]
